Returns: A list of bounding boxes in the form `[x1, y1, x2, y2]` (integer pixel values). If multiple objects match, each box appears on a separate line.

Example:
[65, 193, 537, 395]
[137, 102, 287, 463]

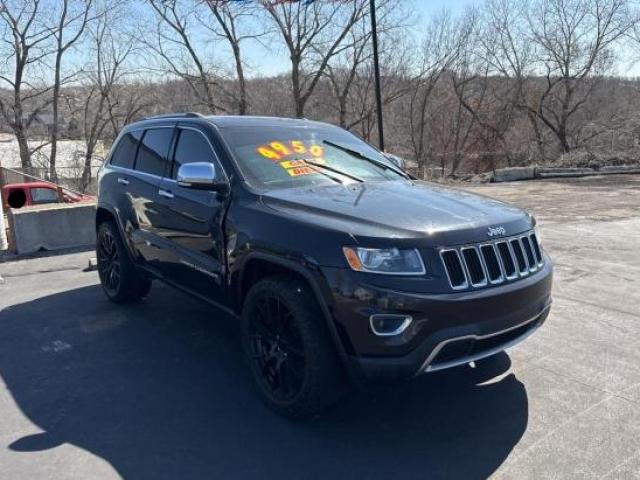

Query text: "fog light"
[369, 314, 412, 336]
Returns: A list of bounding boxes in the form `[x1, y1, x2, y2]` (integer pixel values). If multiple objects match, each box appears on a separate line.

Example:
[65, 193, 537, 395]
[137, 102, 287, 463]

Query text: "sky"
[234, 0, 640, 78]
[238, 0, 482, 77]
[45, 0, 640, 82]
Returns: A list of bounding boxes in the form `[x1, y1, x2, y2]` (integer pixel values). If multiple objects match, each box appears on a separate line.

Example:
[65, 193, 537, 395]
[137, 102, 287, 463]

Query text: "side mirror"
[176, 162, 228, 193]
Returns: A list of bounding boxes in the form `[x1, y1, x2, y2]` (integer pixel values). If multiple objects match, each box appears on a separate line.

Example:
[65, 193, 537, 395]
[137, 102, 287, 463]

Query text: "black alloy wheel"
[96, 221, 151, 303]
[241, 276, 345, 418]
[247, 295, 306, 402]
[97, 228, 121, 295]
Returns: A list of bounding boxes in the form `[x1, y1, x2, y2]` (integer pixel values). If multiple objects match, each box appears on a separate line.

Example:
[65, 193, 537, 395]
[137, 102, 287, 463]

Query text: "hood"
[261, 180, 533, 246]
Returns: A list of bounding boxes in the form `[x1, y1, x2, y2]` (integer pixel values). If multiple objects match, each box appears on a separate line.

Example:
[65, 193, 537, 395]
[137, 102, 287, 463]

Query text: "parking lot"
[0, 174, 639, 479]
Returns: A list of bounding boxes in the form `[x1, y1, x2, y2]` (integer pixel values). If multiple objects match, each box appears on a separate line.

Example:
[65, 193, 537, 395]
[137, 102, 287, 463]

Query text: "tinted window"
[135, 128, 173, 177]
[31, 187, 58, 204]
[110, 131, 141, 169]
[172, 129, 217, 178]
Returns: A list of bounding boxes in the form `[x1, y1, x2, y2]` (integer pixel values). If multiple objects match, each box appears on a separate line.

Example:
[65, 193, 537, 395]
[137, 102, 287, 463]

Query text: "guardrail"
[492, 165, 640, 182]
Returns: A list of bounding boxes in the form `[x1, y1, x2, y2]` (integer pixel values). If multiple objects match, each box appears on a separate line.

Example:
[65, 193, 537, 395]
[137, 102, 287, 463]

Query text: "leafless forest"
[2, 0, 640, 190]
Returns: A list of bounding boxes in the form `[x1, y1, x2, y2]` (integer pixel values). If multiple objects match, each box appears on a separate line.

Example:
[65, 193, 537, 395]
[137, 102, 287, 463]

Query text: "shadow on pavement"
[0, 283, 528, 479]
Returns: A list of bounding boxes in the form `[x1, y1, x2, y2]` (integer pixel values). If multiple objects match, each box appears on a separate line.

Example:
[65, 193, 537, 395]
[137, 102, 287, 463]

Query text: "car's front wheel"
[96, 221, 151, 303]
[241, 275, 345, 418]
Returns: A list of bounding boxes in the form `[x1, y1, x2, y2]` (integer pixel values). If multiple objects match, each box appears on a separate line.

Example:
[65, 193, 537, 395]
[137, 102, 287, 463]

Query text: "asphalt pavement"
[0, 174, 639, 479]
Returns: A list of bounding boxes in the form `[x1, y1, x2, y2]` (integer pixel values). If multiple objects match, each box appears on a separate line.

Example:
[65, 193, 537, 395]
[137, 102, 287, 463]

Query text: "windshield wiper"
[297, 161, 344, 184]
[299, 159, 364, 183]
[322, 140, 410, 179]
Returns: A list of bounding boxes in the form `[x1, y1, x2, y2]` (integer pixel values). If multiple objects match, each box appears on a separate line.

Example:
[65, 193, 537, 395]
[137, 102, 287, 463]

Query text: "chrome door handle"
[117, 177, 129, 186]
[158, 189, 174, 199]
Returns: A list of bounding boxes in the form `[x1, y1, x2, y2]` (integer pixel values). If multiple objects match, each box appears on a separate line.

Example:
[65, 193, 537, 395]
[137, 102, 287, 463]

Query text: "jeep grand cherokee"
[96, 113, 553, 417]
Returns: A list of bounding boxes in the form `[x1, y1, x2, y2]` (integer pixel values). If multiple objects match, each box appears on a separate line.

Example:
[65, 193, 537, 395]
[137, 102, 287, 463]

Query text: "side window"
[110, 130, 141, 169]
[135, 128, 174, 177]
[31, 187, 58, 204]
[172, 129, 219, 179]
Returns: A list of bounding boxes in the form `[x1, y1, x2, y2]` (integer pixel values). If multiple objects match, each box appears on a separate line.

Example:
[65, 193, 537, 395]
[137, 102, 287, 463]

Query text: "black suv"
[96, 113, 553, 417]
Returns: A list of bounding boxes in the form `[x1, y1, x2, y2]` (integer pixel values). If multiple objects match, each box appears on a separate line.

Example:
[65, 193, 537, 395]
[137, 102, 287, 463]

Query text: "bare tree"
[202, 0, 264, 115]
[525, 0, 633, 154]
[408, 9, 474, 173]
[456, 0, 532, 167]
[104, 82, 152, 136]
[324, 18, 372, 128]
[0, 0, 56, 169]
[346, 45, 411, 143]
[80, 3, 135, 190]
[262, 0, 368, 118]
[49, 0, 94, 181]
[146, 0, 227, 113]
[323, 0, 406, 130]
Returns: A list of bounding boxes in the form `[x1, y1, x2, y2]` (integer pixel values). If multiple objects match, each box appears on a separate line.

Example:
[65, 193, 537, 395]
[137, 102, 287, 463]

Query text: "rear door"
[106, 128, 142, 246]
[154, 126, 228, 304]
[127, 126, 175, 267]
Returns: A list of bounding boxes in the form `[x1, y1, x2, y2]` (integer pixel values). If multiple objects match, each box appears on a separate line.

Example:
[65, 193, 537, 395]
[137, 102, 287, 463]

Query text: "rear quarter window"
[110, 131, 142, 169]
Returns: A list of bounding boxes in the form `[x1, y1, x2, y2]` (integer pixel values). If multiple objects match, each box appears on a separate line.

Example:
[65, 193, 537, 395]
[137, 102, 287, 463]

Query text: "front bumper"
[320, 253, 553, 382]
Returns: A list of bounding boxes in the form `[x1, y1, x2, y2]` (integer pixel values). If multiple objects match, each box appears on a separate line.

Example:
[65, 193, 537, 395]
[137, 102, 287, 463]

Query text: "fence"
[0, 158, 104, 195]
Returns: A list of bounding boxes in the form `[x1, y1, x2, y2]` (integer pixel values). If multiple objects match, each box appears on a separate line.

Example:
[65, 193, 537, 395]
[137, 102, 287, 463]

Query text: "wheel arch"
[96, 205, 116, 230]
[236, 252, 357, 382]
[95, 203, 138, 265]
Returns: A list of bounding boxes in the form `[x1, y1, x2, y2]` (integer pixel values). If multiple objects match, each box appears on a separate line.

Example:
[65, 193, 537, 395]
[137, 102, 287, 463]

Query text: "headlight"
[342, 247, 426, 275]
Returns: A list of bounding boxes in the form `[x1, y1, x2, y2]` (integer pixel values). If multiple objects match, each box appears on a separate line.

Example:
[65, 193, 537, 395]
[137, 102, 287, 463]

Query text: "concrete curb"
[0, 244, 94, 263]
[492, 167, 536, 182]
[492, 165, 640, 182]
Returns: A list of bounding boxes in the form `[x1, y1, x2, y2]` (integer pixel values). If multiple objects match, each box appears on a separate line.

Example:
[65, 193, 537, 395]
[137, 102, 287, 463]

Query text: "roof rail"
[143, 112, 204, 120]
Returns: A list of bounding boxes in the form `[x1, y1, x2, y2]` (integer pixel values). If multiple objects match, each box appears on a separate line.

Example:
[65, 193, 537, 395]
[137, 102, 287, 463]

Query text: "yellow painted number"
[257, 146, 281, 161]
[270, 142, 290, 156]
[309, 145, 323, 157]
[291, 140, 306, 154]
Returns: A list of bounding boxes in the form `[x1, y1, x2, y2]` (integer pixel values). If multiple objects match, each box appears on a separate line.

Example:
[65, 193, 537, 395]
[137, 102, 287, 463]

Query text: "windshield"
[219, 125, 405, 189]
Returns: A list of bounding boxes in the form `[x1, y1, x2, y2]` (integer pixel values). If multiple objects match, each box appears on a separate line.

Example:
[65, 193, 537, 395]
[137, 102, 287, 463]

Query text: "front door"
[154, 126, 228, 305]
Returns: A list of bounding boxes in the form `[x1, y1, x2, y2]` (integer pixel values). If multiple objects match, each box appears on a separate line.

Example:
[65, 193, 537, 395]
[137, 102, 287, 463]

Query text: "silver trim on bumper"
[417, 305, 551, 375]
[369, 314, 413, 337]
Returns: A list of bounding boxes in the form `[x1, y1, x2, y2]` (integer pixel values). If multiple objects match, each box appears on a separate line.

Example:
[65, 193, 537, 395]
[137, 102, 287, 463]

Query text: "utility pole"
[370, 0, 384, 151]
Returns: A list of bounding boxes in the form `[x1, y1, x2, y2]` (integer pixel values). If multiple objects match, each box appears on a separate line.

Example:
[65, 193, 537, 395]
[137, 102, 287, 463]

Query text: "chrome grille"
[440, 230, 544, 290]
[479, 244, 503, 283]
[510, 238, 528, 274]
[496, 241, 517, 279]
[529, 232, 543, 265]
[440, 249, 467, 289]
[461, 247, 487, 287]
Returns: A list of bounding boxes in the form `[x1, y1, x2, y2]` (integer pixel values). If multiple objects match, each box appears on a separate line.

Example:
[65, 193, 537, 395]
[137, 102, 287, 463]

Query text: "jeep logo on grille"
[487, 226, 507, 237]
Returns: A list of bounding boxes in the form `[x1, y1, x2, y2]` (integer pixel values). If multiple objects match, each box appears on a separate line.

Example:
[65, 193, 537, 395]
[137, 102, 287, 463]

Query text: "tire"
[96, 220, 151, 303]
[241, 275, 345, 418]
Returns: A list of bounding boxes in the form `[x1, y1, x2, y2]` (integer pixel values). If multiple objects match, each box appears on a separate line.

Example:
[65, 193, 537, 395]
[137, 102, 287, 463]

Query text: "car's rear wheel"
[241, 276, 345, 418]
[97, 221, 151, 303]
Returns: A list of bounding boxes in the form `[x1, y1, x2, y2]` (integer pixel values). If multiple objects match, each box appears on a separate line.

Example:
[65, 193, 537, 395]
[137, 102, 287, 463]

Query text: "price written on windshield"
[256, 140, 324, 161]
